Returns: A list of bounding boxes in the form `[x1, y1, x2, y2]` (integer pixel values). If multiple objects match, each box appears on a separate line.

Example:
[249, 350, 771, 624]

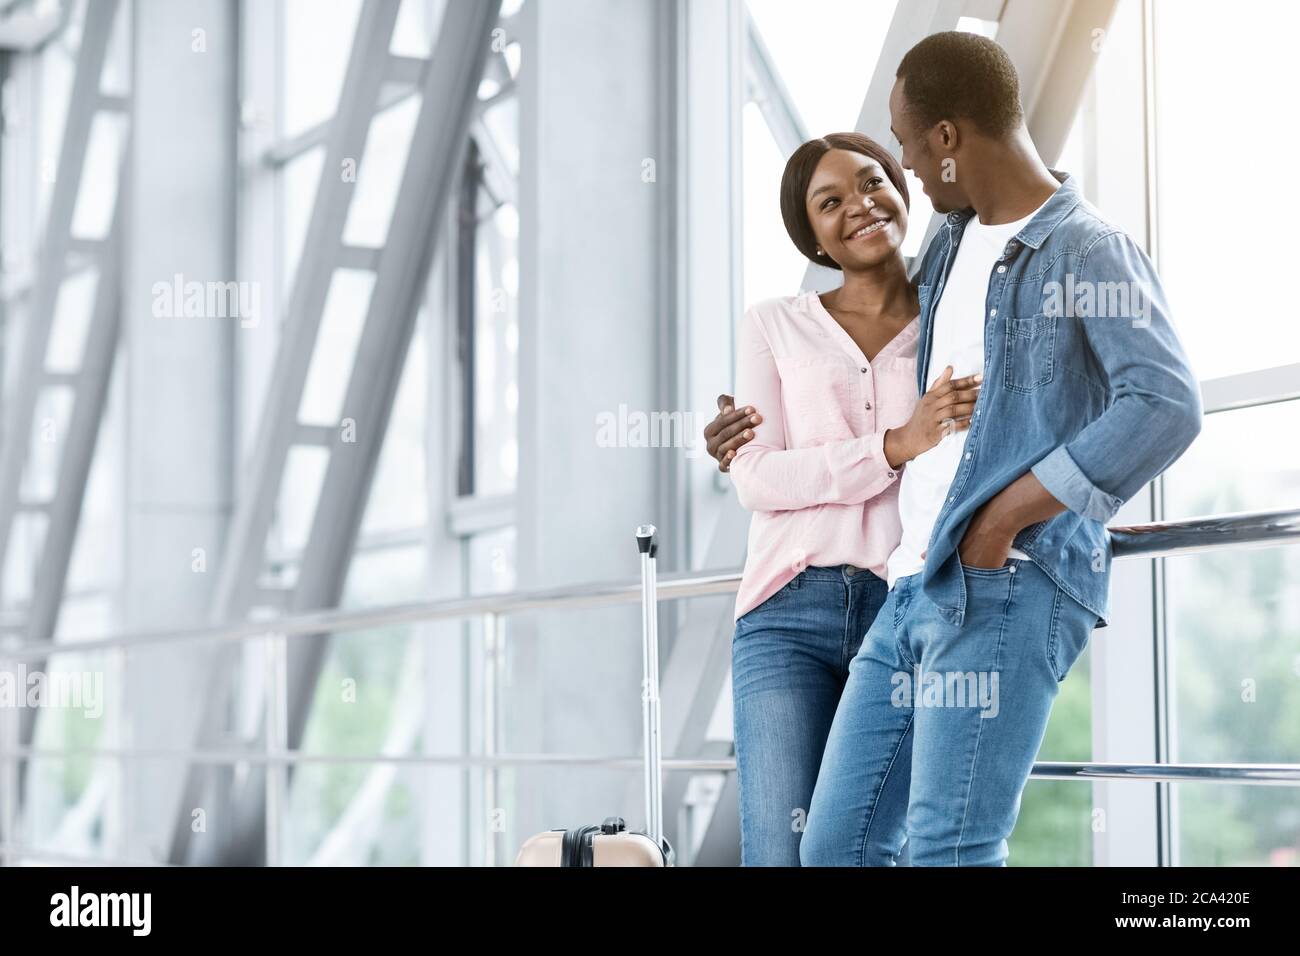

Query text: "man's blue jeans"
[731, 565, 888, 866]
[800, 557, 1098, 867]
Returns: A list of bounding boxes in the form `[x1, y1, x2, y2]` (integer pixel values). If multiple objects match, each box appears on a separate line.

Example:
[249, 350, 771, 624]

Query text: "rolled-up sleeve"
[1032, 444, 1123, 522]
[1030, 231, 1203, 522]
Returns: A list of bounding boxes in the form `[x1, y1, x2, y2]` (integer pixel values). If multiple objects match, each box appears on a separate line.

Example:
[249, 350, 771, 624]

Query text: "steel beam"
[169, 0, 503, 865]
[0, 0, 126, 846]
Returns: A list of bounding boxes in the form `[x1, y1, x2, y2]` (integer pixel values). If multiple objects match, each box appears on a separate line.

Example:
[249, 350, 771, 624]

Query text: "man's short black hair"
[896, 31, 1023, 137]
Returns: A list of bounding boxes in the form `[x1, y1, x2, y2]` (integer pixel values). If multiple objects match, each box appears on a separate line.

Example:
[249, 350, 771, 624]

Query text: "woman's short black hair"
[779, 132, 909, 272]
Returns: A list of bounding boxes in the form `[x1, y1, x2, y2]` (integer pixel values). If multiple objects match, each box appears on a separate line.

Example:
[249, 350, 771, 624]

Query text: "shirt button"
[887, 470, 896, 479]
[860, 367, 868, 373]
[965, 452, 971, 460]
[948, 496, 955, 503]
[1008, 565, 1017, 574]
[864, 401, 872, 410]
[974, 410, 980, 417]
[989, 308, 997, 317]
[997, 265, 1007, 274]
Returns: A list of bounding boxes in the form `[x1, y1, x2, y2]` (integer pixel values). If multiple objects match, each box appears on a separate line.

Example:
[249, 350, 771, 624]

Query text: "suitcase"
[514, 524, 675, 867]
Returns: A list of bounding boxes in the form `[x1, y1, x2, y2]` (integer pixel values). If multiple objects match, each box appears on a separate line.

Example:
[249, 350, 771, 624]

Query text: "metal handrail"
[2, 506, 1299, 806]
[0, 844, 169, 867]
[1030, 762, 1300, 785]
[1108, 507, 1300, 558]
[1, 507, 1297, 664]
[9, 745, 1299, 786]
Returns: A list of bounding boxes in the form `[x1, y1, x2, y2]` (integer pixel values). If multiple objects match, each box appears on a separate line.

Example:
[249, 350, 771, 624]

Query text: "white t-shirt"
[886, 195, 1054, 587]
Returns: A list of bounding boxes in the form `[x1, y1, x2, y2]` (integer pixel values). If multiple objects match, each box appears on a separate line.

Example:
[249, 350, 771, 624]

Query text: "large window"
[237, 0, 525, 865]
[1162, 402, 1300, 865]
[0, 0, 130, 859]
[1151, 0, 1300, 867]
[455, 4, 524, 868]
[741, 0, 906, 308]
[1153, 1, 1300, 382]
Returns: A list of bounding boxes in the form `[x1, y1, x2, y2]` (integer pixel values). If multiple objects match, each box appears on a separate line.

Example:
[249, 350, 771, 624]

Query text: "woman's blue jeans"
[731, 565, 889, 866]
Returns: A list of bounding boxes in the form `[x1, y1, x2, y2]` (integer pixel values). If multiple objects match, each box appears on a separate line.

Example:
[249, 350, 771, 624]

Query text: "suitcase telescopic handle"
[635, 524, 657, 558]
[636, 524, 664, 859]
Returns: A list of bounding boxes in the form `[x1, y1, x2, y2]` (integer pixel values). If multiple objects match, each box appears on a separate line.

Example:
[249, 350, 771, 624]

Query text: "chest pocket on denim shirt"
[1003, 313, 1057, 392]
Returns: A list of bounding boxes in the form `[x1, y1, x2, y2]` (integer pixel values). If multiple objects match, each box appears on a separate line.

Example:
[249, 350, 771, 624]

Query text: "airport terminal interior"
[0, 0, 1297, 866]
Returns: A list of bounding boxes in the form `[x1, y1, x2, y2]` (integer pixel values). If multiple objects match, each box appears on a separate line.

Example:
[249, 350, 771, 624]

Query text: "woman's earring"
[816, 248, 824, 256]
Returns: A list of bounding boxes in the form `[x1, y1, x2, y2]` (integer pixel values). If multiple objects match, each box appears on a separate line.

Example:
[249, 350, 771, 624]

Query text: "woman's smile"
[845, 217, 893, 241]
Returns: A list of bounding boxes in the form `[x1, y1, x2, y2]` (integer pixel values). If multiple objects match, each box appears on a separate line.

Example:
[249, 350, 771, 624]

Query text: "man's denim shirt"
[910, 171, 1202, 628]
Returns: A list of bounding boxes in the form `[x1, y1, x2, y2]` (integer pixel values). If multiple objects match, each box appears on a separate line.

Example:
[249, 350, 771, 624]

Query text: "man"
[705, 31, 1201, 865]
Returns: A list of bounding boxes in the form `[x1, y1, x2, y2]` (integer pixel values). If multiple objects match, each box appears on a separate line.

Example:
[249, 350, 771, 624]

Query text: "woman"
[725, 132, 981, 866]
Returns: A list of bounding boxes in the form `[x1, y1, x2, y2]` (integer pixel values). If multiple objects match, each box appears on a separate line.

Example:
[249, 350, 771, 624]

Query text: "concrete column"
[120, 0, 235, 860]
[512, 0, 674, 847]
